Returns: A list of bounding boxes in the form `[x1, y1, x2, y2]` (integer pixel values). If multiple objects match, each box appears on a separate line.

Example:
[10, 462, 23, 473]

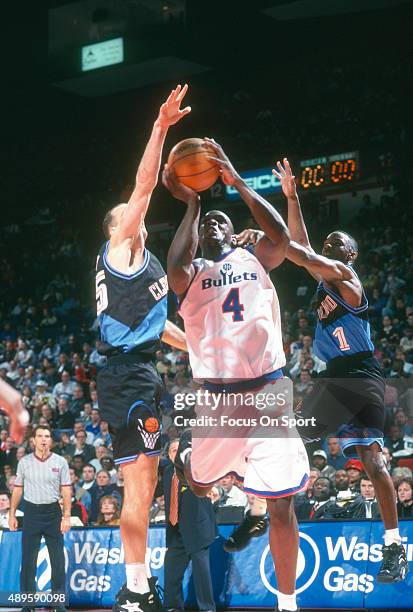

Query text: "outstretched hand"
[162, 164, 199, 204]
[272, 158, 297, 199]
[204, 137, 241, 186]
[233, 229, 264, 247]
[157, 84, 191, 128]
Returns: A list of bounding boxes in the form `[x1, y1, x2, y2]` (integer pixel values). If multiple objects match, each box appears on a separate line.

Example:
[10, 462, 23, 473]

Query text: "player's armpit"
[254, 234, 289, 272]
[167, 263, 196, 297]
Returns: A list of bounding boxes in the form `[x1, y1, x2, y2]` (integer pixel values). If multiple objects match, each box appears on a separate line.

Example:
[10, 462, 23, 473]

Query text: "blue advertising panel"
[1, 521, 412, 609]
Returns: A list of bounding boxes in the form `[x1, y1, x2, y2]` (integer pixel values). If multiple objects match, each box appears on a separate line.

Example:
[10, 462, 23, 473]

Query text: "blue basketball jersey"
[313, 273, 374, 363]
[95, 242, 168, 356]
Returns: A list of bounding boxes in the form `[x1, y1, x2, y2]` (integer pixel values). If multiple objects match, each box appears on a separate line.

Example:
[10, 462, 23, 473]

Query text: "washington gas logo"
[260, 532, 320, 595]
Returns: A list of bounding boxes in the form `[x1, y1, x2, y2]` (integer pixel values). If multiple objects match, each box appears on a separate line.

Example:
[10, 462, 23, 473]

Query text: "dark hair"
[338, 230, 359, 255]
[84, 463, 96, 473]
[0, 490, 11, 500]
[34, 424, 53, 436]
[96, 494, 121, 525]
[397, 478, 413, 493]
[359, 472, 372, 483]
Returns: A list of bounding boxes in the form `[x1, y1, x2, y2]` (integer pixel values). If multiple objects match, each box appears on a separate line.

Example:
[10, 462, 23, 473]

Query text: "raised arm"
[206, 138, 290, 271]
[272, 158, 313, 251]
[161, 320, 187, 352]
[111, 85, 191, 246]
[287, 240, 362, 303]
[163, 166, 201, 296]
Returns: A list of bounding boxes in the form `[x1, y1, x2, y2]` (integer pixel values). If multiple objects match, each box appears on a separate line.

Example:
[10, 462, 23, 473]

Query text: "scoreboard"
[299, 151, 359, 190]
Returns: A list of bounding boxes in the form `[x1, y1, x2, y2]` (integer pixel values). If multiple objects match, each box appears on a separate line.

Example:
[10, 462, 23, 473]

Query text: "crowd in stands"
[1, 34, 412, 528]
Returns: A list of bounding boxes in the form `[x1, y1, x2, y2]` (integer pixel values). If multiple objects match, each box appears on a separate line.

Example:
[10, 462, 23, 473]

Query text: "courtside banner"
[0, 522, 412, 608]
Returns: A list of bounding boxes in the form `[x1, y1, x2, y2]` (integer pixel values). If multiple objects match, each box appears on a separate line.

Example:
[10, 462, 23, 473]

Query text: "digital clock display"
[299, 151, 359, 189]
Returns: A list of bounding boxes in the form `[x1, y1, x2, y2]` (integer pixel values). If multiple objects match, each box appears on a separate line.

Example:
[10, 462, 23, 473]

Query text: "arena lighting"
[81, 37, 124, 72]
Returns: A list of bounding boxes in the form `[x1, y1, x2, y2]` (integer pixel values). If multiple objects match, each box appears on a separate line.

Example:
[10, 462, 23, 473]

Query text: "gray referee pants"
[21, 501, 65, 595]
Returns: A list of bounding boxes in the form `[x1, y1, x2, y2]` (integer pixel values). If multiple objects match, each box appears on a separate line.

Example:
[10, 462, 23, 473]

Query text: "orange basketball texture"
[167, 138, 220, 192]
[144, 417, 160, 433]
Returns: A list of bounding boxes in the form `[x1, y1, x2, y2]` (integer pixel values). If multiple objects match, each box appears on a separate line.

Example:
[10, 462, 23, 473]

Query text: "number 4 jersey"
[313, 278, 374, 363]
[95, 242, 168, 356]
[179, 247, 285, 380]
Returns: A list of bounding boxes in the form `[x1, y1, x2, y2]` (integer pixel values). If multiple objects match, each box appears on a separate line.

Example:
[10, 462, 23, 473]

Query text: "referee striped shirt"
[15, 452, 71, 504]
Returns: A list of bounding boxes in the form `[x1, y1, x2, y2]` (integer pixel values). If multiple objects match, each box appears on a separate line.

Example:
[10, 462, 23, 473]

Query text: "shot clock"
[299, 151, 359, 189]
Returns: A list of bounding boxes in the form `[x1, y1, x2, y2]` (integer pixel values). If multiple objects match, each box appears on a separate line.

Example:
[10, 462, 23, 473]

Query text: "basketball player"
[95, 84, 190, 612]
[0, 379, 29, 444]
[163, 138, 309, 612]
[269, 157, 407, 583]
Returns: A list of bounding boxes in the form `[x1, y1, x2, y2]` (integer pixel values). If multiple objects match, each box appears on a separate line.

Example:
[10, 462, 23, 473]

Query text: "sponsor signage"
[0, 522, 412, 608]
[225, 168, 282, 201]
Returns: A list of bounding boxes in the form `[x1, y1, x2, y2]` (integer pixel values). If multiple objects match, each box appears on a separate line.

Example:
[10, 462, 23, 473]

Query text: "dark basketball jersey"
[313, 270, 374, 363]
[95, 242, 168, 356]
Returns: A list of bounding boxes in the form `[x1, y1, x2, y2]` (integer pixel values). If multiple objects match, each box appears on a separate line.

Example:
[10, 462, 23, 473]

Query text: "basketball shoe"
[174, 428, 192, 484]
[223, 510, 268, 552]
[377, 542, 408, 583]
[113, 577, 163, 612]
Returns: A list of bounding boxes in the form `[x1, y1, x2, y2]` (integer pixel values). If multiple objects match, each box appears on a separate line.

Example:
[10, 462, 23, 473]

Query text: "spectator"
[295, 468, 321, 507]
[53, 370, 77, 399]
[73, 429, 96, 462]
[69, 466, 91, 514]
[326, 437, 347, 470]
[100, 457, 117, 483]
[86, 409, 101, 438]
[55, 397, 75, 430]
[93, 420, 112, 448]
[150, 495, 166, 524]
[334, 469, 351, 494]
[0, 437, 17, 476]
[0, 490, 23, 528]
[296, 477, 334, 520]
[394, 410, 413, 437]
[397, 478, 413, 519]
[385, 425, 405, 455]
[70, 421, 94, 445]
[311, 450, 336, 480]
[70, 385, 87, 418]
[95, 495, 121, 526]
[218, 475, 247, 508]
[344, 458, 364, 492]
[90, 445, 109, 472]
[89, 470, 121, 523]
[81, 463, 97, 491]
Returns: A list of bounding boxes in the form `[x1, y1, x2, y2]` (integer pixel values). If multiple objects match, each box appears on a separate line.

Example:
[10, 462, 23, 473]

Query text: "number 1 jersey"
[179, 247, 285, 380]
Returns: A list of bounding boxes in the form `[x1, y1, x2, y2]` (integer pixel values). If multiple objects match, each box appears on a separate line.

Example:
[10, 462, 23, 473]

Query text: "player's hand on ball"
[162, 164, 199, 204]
[157, 84, 191, 128]
[204, 138, 241, 186]
[234, 229, 264, 247]
[272, 158, 297, 199]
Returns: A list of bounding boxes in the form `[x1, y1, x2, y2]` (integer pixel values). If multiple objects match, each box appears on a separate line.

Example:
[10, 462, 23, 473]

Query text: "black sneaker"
[174, 429, 192, 484]
[113, 583, 163, 612]
[377, 542, 408, 583]
[115, 577, 162, 605]
[223, 510, 268, 552]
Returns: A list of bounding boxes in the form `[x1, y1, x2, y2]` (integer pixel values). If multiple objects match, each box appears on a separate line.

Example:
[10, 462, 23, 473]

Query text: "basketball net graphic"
[137, 419, 160, 450]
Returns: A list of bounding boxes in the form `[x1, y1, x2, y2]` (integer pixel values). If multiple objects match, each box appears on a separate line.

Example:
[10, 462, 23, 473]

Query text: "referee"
[9, 425, 71, 611]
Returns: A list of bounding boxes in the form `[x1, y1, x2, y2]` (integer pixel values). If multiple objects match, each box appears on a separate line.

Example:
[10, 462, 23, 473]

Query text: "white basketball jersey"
[179, 247, 285, 380]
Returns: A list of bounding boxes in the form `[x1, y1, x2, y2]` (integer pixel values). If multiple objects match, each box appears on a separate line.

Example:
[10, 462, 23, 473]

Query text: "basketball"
[167, 137, 220, 192]
[144, 417, 160, 433]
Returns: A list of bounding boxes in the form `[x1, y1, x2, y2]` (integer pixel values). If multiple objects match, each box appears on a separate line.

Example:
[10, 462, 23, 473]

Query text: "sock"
[126, 563, 150, 594]
[277, 592, 297, 611]
[384, 528, 401, 546]
[250, 497, 267, 517]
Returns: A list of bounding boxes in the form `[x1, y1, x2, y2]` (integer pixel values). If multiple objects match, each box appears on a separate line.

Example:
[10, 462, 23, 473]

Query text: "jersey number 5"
[96, 270, 108, 315]
[222, 288, 244, 322]
[333, 326, 351, 351]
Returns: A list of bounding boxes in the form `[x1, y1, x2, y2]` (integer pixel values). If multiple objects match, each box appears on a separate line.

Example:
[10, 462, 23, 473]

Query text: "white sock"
[180, 447, 191, 463]
[384, 528, 401, 546]
[277, 591, 297, 611]
[126, 563, 150, 594]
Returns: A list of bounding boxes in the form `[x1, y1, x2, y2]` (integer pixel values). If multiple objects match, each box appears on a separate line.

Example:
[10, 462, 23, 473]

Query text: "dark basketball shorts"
[300, 352, 385, 456]
[96, 355, 163, 465]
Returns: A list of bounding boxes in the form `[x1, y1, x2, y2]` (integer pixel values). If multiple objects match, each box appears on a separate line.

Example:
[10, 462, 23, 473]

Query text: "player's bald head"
[102, 204, 127, 238]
